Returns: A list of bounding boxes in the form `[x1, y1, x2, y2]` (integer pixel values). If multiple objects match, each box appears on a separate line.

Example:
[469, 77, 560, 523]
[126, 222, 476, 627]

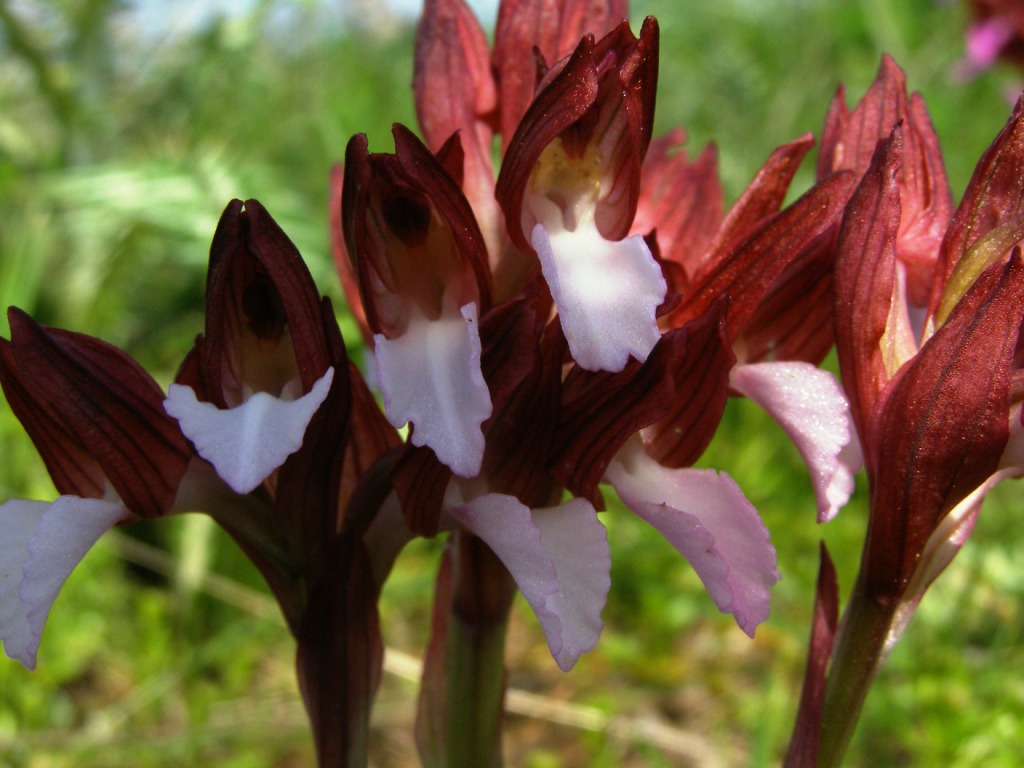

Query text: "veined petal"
[1, 496, 126, 669]
[164, 367, 335, 494]
[532, 221, 666, 372]
[447, 492, 610, 671]
[375, 302, 491, 478]
[730, 361, 860, 523]
[606, 441, 780, 636]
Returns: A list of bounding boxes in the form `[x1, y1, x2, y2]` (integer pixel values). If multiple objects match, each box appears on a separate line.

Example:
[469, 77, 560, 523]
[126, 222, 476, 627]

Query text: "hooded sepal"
[200, 199, 332, 406]
[0, 496, 128, 668]
[173, 200, 353, 498]
[495, 23, 668, 368]
[414, 0, 503, 259]
[497, 18, 659, 251]
[343, 126, 494, 476]
[818, 56, 952, 307]
[0, 309, 191, 519]
[492, 0, 629, 148]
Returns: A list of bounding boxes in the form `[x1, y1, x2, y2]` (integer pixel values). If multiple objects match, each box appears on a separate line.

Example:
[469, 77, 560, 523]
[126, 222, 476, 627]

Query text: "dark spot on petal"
[381, 189, 431, 246]
[243, 272, 287, 339]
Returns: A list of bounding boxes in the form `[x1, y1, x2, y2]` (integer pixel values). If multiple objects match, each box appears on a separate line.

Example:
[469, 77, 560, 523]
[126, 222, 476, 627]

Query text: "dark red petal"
[4, 309, 190, 518]
[864, 253, 1024, 601]
[833, 129, 903, 444]
[0, 337, 106, 500]
[741, 232, 837, 365]
[552, 332, 676, 503]
[415, 0, 497, 154]
[273, 300, 353, 571]
[341, 358, 403, 518]
[392, 444, 454, 538]
[700, 134, 815, 275]
[673, 170, 857, 339]
[329, 162, 373, 346]
[341, 134, 382, 333]
[642, 298, 735, 468]
[589, 17, 660, 240]
[634, 133, 723, 280]
[480, 310, 562, 507]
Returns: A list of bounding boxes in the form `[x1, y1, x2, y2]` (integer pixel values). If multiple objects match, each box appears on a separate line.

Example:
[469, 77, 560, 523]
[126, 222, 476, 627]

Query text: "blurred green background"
[2, 0, 1023, 765]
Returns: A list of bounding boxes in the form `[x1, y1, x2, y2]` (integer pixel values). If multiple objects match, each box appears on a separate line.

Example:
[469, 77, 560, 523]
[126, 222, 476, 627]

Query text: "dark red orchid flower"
[341, 126, 494, 478]
[494, 18, 666, 373]
[0, 310, 191, 668]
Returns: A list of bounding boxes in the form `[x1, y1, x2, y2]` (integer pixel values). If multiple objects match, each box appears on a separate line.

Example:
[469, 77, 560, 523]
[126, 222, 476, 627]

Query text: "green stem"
[417, 530, 516, 768]
[817, 577, 897, 768]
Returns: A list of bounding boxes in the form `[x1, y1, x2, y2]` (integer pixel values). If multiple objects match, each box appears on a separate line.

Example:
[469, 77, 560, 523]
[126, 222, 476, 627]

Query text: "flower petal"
[730, 361, 860, 523]
[447, 492, 610, 671]
[375, 302, 491, 478]
[532, 221, 666, 372]
[606, 442, 780, 636]
[165, 367, 335, 494]
[1, 496, 126, 669]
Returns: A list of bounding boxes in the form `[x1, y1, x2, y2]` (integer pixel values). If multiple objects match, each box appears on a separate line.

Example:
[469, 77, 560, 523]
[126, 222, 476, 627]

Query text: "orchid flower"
[164, 199, 341, 499]
[0, 198, 401, 766]
[163, 199, 403, 767]
[495, 17, 667, 373]
[0, 310, 191, 669]
[342, 126, 494, 479]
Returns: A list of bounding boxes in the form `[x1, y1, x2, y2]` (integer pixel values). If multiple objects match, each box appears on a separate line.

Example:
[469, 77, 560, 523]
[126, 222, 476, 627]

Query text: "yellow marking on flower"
[530, 139, 604, 230]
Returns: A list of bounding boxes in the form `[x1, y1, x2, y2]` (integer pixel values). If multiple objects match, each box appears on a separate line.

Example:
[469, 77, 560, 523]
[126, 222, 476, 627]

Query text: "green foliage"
[2, 0, 1023, 765]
